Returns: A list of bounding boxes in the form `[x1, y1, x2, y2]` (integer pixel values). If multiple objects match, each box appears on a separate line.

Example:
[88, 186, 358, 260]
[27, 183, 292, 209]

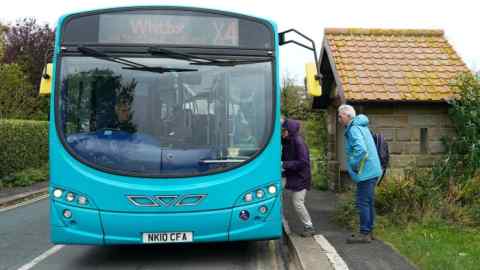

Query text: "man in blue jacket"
[281, 118, 315, 237]
[338, 105, 382, 244]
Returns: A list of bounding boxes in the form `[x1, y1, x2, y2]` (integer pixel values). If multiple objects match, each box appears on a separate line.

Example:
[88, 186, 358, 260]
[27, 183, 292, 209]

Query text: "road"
[0, 199, 287, 270]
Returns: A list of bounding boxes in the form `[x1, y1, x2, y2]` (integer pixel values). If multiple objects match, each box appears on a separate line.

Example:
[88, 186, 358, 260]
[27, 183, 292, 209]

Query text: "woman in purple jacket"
[281, 118, 315, 237]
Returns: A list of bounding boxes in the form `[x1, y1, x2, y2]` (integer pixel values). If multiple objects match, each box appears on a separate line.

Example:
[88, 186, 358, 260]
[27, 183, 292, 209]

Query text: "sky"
[1, 0, 479, 84]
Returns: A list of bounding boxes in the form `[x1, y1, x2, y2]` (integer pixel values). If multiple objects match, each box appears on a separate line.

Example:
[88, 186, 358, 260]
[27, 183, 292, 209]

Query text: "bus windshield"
[58, 55, 273, 177]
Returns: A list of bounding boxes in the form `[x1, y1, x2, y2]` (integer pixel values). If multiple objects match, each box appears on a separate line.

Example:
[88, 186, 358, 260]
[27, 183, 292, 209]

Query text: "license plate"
[142, 232, 193, 243]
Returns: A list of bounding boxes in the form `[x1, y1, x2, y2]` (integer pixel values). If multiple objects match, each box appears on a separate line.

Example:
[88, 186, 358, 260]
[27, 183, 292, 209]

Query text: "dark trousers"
[356, 177, 377, 235]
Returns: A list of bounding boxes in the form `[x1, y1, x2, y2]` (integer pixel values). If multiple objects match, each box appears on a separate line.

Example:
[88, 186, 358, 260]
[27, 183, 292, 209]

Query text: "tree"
[281, 74, 312, 120]
[0, 63, 39, 119]
[0, 22, 7, 61]
[433, 73, 480, 184]
[2, 18, 54, 119]
[2, 18, 54, 92]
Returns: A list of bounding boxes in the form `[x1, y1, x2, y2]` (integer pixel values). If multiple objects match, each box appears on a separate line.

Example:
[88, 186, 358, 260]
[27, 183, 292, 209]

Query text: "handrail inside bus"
[199, 159, 246, 164]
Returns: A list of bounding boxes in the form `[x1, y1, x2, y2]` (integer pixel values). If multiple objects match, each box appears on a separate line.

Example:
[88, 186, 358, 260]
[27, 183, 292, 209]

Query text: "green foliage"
[281, 76, 312, 120]
[376, 180, 418, 219]
[433, 73, 480, 185]
[0, 63, 48, 120]
[375, 167, 442, 224]
[2, 18, 54, 91]
[303, 113, 329, 190]
[0, 23, 6, 60]
[335, 170, 478, 229]
[373, 166, 479, 226]
[1, 18, 53, 120]
[429, 73, 480, 224]
[0, 119, 48, 178]
[377, 219, 480, 270]
[333, 192, 358, 230]
[456, 174, 480, 224]
[0, 163, 48, 188]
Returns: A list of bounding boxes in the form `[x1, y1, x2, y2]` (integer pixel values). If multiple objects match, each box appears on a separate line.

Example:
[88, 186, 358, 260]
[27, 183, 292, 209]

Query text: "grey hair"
[338, 104, 356, 118]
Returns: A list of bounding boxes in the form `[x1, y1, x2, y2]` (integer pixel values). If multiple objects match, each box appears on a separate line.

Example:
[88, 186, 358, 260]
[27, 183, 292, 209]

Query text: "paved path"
[283, 190, 417, 270]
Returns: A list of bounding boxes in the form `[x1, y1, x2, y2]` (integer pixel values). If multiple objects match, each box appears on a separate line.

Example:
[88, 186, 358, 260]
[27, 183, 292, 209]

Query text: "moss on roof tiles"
[324, 28, 471, 102]
[325, 28, 444, 36]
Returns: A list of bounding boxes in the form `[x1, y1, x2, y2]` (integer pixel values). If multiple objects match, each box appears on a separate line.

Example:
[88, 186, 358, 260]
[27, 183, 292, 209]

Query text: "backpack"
[370, 129, 389, 184]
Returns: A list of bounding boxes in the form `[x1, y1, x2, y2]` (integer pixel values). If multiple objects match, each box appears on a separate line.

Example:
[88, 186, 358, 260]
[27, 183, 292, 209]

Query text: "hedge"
[0, 119, 48, 178]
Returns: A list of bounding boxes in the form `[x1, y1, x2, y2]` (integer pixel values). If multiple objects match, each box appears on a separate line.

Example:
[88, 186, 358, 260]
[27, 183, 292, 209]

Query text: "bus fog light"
[66, 192, 75, 202]
[259, 205, 268, 214]
[53, 189, 63, 198]
[63, 209, 72, 219]
[78, 196, 88, 205]
[239, 210, 250, 220]
[244, 193, 253, 202]
[268, 185, 277, 194]
[256, 189, 264, 199]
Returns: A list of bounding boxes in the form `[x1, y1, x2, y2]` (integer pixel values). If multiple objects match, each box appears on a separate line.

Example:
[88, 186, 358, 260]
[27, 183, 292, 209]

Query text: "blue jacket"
[344, 114, 382, 182]
[281, 119, 311, 191]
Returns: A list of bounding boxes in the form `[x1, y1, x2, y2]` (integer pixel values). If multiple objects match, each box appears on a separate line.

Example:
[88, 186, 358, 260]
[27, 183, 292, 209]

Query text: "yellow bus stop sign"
[305, 63, 321, 96]
[39, 63, 52, 96]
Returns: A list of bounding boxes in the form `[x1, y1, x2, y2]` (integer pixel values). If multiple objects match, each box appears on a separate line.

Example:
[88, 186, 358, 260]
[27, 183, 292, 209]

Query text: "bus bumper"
[51, 197, 281, 245]
[51, 200, 104, 245]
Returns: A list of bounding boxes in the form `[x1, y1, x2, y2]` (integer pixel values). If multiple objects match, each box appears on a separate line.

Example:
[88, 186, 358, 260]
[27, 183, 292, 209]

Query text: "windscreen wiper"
[77, 46, 198, 73]
[148, 46, 272, 67]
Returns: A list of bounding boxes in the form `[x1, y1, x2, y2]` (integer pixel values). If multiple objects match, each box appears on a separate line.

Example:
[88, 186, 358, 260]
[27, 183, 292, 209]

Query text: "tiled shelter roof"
[324, 28, 470, 102]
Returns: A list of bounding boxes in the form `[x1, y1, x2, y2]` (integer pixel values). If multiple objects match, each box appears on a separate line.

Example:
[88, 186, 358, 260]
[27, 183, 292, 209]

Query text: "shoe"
[300, 226, 316, 237]
[369, 232, 375, 241]
[346, 233, 371, 244]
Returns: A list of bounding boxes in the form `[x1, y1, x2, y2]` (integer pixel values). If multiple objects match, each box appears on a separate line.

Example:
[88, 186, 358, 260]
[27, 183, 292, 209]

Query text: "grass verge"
[377, 219, 480, 270]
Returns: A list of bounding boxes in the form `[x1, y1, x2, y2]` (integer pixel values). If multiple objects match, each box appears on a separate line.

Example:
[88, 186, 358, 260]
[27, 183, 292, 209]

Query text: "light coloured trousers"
[290, 189, 313, 228]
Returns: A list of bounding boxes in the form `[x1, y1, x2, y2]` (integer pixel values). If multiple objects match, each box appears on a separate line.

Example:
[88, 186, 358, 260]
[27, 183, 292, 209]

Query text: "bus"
[44, 6, 320, 245]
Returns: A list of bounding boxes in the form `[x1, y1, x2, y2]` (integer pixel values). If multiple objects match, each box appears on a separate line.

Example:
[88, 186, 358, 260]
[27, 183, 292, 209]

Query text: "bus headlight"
[53, 189, 63, 198]
[268, 185, 277, 194]
[256, 189, 265, 199]
[244, 193, 253, 202]
[78, 196, 88, 205]
[66, 192, 75, 202]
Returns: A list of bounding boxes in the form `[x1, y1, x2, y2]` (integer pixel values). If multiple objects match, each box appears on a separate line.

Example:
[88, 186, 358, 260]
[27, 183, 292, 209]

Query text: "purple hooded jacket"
[281, 119, 312, 191]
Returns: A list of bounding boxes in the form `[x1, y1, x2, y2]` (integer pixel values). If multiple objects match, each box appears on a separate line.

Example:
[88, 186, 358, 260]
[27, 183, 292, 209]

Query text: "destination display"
[99, 14, 239, 46]
[61, 10, 274, 49]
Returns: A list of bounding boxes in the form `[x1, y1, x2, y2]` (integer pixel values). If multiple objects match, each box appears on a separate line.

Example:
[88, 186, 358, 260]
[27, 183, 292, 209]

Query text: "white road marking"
[314, 234, 350, 270]
[0, 194, 49, 213]
[268, 240, 279, 270]
[16, 245, 65, 270]
[256, 240, 279, 270]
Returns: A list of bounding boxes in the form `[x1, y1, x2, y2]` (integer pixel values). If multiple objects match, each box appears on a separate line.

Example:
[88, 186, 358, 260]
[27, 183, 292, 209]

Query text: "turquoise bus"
[46, 6, 320, 244]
